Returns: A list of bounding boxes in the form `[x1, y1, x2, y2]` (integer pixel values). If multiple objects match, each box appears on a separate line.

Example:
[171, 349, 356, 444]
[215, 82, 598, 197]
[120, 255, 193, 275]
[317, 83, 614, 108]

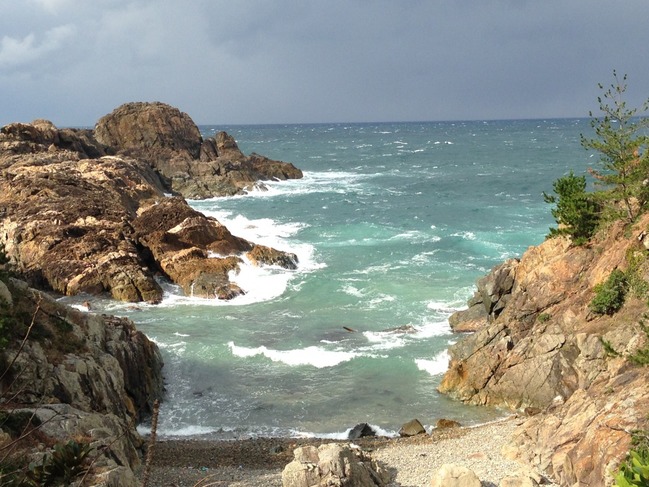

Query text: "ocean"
[70, 119, 595, 439]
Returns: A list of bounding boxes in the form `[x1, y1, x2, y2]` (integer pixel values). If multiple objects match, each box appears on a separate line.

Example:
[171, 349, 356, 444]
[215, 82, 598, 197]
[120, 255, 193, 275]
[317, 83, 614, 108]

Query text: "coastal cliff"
[440, 215, 649, 485]
[0, 102, 301, 303]
[0, 276, 164, 485]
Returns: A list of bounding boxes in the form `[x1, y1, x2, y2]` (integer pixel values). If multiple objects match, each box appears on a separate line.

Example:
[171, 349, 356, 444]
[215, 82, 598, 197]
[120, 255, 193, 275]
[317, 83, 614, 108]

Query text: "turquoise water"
[80, 119, 595, 438]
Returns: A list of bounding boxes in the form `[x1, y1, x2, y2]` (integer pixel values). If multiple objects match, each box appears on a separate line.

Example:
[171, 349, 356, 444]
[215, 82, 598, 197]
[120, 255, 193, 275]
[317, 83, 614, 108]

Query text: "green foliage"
[600, 337, 621, 357]
[590, 269, 628, 315]
[582, 71, 649, 222]
[629, 321, 649, 366]
[615, 432, 649, 486]
[26, 440, 91, 486]
[543, 171, 601, 245]
[625, 248, 649, 298]
[537, 313, 551, 323]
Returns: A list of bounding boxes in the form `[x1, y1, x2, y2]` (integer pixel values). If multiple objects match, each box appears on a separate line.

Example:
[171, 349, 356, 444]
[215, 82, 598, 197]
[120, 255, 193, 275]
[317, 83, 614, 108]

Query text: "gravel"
[138, 416, 557, 487]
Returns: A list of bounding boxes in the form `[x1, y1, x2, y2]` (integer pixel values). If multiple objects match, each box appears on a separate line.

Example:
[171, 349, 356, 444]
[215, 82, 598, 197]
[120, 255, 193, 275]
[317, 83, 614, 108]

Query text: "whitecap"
[415, 350, 450, 376]
[228, 342, 359, 368]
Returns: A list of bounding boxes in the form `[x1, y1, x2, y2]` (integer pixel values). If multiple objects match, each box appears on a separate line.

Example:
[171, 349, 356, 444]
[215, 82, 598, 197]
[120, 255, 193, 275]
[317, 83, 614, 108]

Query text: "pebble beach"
[139, 416, 556, 487]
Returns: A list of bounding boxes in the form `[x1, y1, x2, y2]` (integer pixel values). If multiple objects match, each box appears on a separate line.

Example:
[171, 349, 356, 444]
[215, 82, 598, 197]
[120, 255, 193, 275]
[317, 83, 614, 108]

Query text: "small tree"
[543, 171, 600, 245]
[581, 71, 649, 222]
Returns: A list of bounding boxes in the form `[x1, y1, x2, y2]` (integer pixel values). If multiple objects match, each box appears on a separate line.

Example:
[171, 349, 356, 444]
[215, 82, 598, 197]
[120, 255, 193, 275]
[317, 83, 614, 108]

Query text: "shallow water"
[62, 119, 595, 438]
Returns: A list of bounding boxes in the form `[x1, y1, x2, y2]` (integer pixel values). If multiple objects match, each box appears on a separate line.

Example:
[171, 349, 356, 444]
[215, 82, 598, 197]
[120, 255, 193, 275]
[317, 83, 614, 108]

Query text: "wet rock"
[398, 418, 426, 437]
[348, 423, 377, 440]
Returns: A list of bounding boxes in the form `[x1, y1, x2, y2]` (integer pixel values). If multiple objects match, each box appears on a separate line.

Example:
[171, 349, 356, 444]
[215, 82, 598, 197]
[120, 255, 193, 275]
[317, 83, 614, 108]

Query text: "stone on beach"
[282, 443, 390, 487]
[430, 464, 481, 487]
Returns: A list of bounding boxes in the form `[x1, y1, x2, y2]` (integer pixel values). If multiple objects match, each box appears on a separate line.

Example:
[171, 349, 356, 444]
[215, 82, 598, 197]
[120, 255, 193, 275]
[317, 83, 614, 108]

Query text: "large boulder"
[94, 101, 202, 160]
[430, 464, 481, 487]
[282, 443, 390, 487]
[95, 101, 303, 198]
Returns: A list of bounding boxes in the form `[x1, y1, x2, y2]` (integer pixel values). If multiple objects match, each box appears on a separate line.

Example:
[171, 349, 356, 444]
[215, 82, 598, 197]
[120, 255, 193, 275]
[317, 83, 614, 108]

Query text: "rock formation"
[0, 104, 300, 302]
[439, 216, 649, 486]
[95, 102, 303, 198]
[282, 443, 390, 487]
[0, 277, 164, 485]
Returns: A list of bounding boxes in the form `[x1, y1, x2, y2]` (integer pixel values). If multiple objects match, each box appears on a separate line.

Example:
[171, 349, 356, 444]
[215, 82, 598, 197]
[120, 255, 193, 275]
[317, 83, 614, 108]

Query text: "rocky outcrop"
[95, 102, 303, 198]
[282, 443, 390, 487]
[0, 277, 164, 485]
[0, 109, 300, 302]
[131, 196, 288, 299]
[448, 259, 518, 332]
[439, 216, 649, 485]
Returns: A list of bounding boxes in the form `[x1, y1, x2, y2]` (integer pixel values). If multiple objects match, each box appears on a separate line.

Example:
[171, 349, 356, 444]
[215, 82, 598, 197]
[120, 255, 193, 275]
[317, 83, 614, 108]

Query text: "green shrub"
[629, 321, 649, 366]
[543, 171, 601, 245]
[614, 432, 649, 486]
[537, 313, 551, 323]
[590, 269, 628, 315]
[625, 248, 649, 299]
[26, 440, 91, 486]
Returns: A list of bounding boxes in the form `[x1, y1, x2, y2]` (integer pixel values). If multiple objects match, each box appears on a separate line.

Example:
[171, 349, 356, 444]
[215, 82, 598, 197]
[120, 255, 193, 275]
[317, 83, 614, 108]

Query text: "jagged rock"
[449, 259, 519, 332]
[0, 278, 163, 485]
[448, 302, 488, 332]
[439, 213, 649, 486]
[281, 443, 390, 487]
[399, 418, 426, 437]
[0, 116, 300, 302]
[247, 244, 299, 269]
[430, 464, 481, 487]
[348, 423, 377, 439]
[0, 279, 11, 305]
[94, 101, 303, 198]
[131, 197, 295, 299]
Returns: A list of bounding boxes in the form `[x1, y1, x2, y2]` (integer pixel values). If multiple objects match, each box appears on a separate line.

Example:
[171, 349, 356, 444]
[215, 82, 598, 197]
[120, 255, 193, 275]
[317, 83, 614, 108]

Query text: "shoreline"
[138, 415, 556, 487]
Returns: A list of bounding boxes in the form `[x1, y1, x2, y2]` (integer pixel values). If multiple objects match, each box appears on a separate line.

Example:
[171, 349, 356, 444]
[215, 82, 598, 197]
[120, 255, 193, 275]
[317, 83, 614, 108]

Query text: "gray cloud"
[1, 0, 649, 126]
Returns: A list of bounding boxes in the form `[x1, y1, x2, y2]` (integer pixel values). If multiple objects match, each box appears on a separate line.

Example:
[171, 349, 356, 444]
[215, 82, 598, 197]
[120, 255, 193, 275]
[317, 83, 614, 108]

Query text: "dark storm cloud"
[1, 0, 648, 126]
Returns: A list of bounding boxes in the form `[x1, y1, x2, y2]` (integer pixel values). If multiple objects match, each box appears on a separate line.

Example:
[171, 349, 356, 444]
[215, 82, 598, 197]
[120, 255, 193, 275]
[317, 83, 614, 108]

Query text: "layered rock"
[95, 102, 303, 198]
[0, 277, 164, 485]
[439, 216, 649, 485]
[0, 107, 300, 302]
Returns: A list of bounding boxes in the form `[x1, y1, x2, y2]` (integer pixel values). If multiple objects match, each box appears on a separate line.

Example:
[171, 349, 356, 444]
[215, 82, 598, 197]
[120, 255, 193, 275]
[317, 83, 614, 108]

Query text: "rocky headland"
[0, 102, 302, 303]
[0, 102, 303, 485]
[440, 216, 649, 486]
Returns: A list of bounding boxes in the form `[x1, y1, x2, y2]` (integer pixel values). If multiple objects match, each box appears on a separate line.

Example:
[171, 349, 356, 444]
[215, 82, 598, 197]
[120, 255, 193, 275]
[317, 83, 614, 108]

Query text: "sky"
[1, 0, 649, 127]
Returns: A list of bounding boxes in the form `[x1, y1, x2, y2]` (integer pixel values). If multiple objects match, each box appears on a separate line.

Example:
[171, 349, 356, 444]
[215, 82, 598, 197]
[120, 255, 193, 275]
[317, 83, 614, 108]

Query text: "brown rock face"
[440, 215, 649, 486]
[94, 101, 303, 198]
[94, 101, 202, 160]
[131, 197, 266, 299]
[0, 112, 302, 302]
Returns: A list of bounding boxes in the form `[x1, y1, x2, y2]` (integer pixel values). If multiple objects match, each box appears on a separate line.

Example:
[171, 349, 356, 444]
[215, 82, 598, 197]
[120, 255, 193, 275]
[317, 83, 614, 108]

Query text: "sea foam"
[415, 350, 450, 376]
[228, 342, 359, 368]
